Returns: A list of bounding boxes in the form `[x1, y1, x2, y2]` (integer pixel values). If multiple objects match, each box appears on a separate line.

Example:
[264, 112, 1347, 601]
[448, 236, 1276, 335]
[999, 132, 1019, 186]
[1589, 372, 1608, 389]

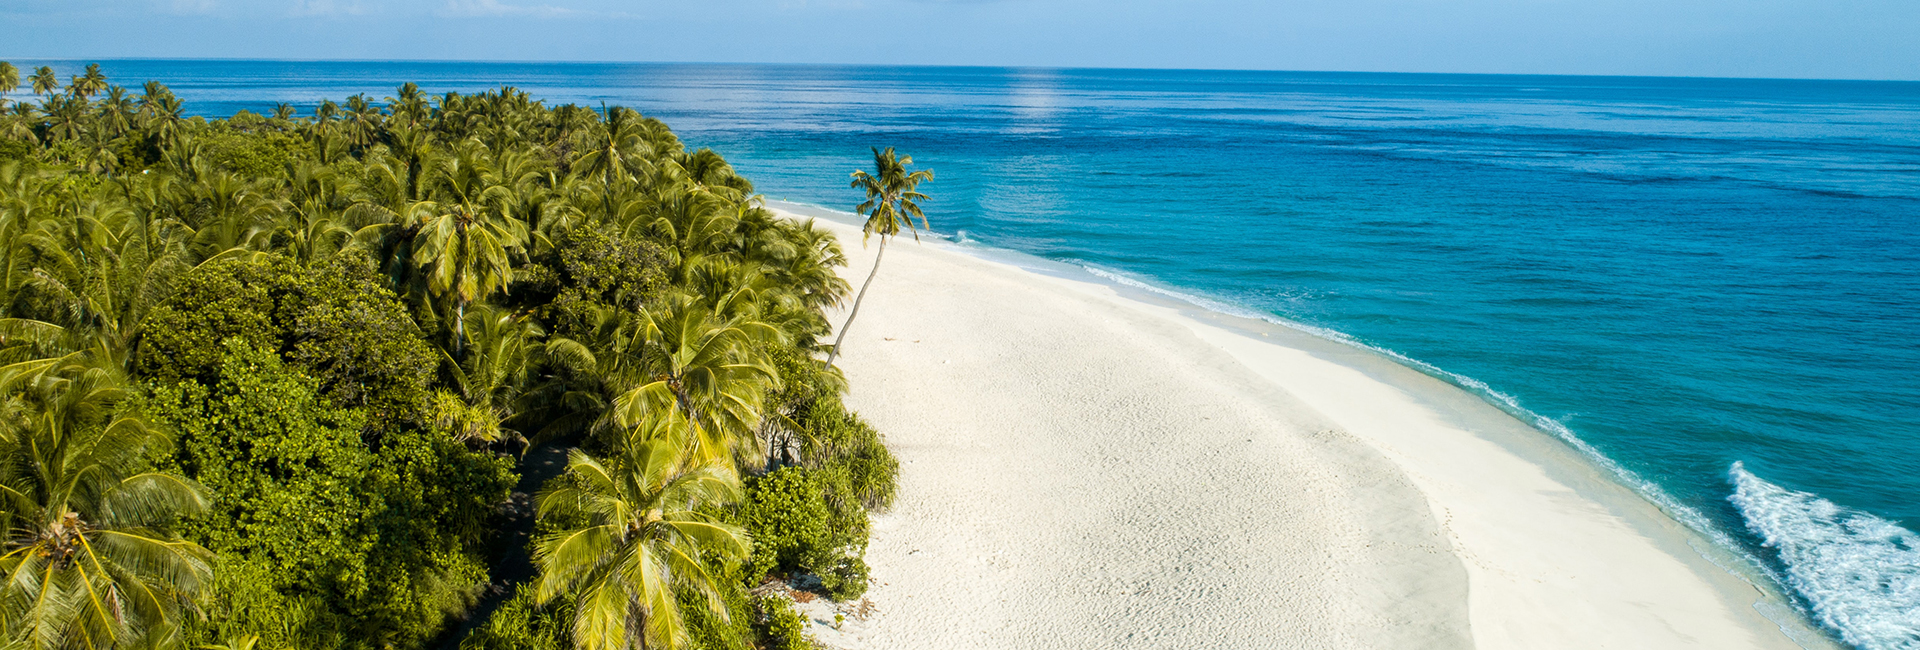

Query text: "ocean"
[14, 60, 1918, 649]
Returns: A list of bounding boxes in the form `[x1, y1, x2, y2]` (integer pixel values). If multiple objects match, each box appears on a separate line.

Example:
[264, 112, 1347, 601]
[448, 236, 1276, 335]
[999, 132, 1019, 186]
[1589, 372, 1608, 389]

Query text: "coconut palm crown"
[28, 68, 57, 98]
[0, 63, 18, 104]
[532, 436, 749, 650]
[0, 355, 213, 650]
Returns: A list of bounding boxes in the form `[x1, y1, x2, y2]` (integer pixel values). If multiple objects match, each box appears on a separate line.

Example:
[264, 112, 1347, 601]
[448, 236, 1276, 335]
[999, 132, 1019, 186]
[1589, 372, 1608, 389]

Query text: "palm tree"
[39, 95, 87, 143]
[751, 218, 850, 317]
[97, 86, 135, 137]
[0, 63, 17, 106]
[627, 187, 737, 278]
[29, 67, 57, 98]
[383, 124, 438, 201]
[538, 294, 780, 463]
[412, 143, 527, 353]
[825, 147, 933, 367]
[314, 99, 339, 131]
[179, 170, 278, 261]
[532, 436, 749, 650]
[248, 161, 359, 263]
[136, 81, 169, 107]
[9, 193, 188, 365]
[0, 354, 213, 650]
[1, 104, 37, 143]
[137, 90, 184, 147]
[672, 149, 752, 200]
[550, 104, 596, 154]
[572, 107, 655, 190]
[609, 297, 781, 463]
[68, 64, 107, 99]
[341, 94, 383, 150]
[737, 218, 849, 351]
[436, 304, 543, 448]
[135, 82, 168, 125]
[387, 83, 429, 127]
[80, 130, 120, 175]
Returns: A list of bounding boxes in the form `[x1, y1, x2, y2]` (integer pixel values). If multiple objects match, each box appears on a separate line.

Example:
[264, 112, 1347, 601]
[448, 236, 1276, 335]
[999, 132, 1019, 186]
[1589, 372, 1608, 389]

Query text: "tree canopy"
[0, 62, 900, 650]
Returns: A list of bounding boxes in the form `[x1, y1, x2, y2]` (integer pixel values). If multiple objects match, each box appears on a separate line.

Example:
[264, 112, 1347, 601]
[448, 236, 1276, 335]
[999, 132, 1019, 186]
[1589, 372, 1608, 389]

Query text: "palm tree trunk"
[454, 299, 466, 357]
[825, 235, 888, 368]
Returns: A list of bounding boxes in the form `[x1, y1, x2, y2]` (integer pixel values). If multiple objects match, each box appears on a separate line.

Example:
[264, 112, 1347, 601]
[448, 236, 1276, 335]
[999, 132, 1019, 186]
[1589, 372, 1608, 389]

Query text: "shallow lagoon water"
[15, 60, 1918, 648]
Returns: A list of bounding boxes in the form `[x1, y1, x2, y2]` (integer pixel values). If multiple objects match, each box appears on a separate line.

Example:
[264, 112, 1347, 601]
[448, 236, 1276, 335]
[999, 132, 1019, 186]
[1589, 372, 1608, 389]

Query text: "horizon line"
[2, 56, 1917, 85]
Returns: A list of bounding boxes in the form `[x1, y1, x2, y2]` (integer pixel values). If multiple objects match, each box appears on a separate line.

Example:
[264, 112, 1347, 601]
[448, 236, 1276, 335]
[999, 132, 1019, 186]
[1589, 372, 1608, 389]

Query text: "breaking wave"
[1730, 462, 1920, 650]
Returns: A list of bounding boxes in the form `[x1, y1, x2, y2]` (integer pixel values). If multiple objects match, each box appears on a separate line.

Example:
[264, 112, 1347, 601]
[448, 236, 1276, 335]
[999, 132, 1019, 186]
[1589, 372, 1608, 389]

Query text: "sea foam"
[1730, 462, 1920, 650]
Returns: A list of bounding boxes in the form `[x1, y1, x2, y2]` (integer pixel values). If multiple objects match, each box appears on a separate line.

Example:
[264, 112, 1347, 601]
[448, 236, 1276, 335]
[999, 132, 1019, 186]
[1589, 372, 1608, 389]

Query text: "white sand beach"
[776, 207, 1834, 649]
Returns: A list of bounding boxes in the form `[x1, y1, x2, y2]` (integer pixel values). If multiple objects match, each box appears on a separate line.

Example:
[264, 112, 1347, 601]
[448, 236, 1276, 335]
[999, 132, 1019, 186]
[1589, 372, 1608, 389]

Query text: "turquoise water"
[17, 60, 1919, 648]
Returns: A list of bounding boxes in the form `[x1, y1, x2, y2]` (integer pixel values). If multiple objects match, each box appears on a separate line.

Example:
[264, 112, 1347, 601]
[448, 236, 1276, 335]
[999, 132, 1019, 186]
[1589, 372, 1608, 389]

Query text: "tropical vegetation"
[0, 62, 901, 650]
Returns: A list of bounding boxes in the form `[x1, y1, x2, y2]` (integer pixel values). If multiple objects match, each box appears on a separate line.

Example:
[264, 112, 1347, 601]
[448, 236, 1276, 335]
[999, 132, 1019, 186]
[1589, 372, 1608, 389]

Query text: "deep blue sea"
[15, 60, 1918, 648]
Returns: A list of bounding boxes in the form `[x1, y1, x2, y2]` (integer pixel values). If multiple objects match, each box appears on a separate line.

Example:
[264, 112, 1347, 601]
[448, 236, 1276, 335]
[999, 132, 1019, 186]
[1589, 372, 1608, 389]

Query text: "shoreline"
[1162, 295, 1833, 649]
[768, 201, 1837, 648]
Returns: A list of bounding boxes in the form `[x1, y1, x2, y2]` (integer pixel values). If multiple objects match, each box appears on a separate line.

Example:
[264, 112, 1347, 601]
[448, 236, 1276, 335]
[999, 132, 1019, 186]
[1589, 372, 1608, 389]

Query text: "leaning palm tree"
[825, 147, 933, 367]
[532, 435, 750, 650]
[0, 354, 214, 650]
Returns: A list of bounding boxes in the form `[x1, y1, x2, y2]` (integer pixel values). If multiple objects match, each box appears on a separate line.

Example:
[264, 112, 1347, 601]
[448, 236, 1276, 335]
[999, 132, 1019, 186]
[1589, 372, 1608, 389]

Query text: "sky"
[2, 0, 1916, 80]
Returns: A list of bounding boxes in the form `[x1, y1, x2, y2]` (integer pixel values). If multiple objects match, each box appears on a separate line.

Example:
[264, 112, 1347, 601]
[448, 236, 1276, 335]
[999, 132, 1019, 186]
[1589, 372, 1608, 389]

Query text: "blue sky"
[3, 0, 1915, 80]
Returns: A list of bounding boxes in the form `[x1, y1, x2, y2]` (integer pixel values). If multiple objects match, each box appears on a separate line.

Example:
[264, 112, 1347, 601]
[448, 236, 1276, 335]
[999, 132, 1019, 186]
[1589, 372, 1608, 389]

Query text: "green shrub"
[202, 128, 305, 178]
[743, 465, 877, 601]
[743, 467, 832, 582]
[516, 222, 668, 337]
[816, 555, 871, 602]
[136, 254, 439, 433]
[135, 259, 282, 385]
[459, 587, 572, 650]
[754, 595, 815, 650]
[148, 339, 514, 650]
[797, 393, 898, 601]
[148, 339, 374, 647]
[803, 394, 899, 514]
[761, 352, 896, 557]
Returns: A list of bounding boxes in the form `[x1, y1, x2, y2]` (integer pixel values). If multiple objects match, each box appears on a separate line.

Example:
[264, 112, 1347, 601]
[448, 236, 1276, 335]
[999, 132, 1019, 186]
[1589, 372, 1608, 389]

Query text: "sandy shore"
[774, 206, 1834, 649]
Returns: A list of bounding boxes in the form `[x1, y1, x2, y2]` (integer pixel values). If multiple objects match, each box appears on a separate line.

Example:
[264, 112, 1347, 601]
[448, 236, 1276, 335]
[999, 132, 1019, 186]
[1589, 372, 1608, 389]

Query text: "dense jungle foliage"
[0, 61, 899, 650]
